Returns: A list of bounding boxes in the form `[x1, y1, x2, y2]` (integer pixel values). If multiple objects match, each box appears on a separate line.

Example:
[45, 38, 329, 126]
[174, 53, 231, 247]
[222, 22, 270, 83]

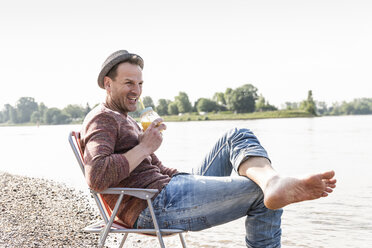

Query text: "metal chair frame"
[68, 131, 187, 248]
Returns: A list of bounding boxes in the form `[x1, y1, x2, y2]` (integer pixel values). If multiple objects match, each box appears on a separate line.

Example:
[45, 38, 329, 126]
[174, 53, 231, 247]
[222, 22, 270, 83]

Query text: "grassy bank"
[158, 110, 315, 122]
[0, 119, 83, 127]
[0, 122, 38, 127]
[0, 110, 315, 127]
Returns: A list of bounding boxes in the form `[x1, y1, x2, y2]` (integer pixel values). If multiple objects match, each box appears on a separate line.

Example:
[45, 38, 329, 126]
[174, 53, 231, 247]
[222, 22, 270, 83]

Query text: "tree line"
[1, 84, 371, 125]
[132, 84, 278, 117]
[0, 97, 92, 125]
[284, 96, 372, 116]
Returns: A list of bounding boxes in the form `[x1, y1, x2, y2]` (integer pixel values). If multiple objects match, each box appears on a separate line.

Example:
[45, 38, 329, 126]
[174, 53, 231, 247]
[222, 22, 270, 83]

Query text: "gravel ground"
[0, 172, 102, 247]
[0, 172, 233, 248]
[0, 172, 196, 248]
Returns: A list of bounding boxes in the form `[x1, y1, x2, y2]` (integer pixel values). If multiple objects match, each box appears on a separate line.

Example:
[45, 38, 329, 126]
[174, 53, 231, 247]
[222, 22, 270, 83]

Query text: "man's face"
[104, 62, 143, 113]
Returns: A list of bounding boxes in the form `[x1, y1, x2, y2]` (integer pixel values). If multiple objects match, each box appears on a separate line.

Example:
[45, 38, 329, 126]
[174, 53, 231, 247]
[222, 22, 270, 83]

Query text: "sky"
[1, 0, 371, 110]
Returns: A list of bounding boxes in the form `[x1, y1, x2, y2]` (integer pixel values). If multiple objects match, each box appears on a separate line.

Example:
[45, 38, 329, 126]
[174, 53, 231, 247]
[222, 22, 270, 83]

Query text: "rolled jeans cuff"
[234, 147, 271, 170]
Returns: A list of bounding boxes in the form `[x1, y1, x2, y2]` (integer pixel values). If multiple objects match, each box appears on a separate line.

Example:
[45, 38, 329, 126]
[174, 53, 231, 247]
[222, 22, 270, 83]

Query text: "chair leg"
[99, 194, 125, 248]
[98, 229, 109, 248]
[146, 198, 165, 248]
[97, 235, 105, 248]
[179, 233, 187, 248]
[118, 233, 129, 248]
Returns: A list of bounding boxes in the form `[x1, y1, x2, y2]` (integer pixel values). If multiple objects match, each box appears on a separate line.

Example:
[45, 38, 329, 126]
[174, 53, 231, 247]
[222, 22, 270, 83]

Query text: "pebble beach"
[0, 172, 214, 248]
[0, 172, 102, 247]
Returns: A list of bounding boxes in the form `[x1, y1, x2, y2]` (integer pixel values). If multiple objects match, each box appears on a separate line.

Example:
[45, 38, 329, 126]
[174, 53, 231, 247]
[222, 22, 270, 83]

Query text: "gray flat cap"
[97, 50, 144, 89]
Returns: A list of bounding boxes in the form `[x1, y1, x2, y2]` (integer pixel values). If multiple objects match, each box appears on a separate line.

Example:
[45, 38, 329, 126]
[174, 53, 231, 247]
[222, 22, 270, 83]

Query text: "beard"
[106, 93, 138, 114]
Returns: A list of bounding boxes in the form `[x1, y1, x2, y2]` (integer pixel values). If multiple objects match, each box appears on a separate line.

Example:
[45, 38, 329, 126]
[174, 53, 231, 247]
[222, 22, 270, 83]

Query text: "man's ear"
[103, 76, 111, 91]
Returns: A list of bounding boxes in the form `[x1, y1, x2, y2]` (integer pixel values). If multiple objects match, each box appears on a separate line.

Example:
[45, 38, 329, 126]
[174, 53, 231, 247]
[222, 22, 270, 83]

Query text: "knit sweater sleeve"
[82, 113, 130, 192]
[150, 153, 179, 177]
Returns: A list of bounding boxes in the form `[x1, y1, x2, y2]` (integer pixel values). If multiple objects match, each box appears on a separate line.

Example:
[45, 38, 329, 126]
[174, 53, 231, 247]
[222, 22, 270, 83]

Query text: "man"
[81, 50, 336, 247]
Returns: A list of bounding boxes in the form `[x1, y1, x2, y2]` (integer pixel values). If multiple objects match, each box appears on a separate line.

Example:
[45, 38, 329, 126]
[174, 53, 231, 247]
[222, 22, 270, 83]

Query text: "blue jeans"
[136, 128, 283, 248]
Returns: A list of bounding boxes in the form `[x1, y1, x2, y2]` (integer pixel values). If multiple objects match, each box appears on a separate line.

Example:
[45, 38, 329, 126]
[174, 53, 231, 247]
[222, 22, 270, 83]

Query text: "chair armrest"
[93, 188, 159, 200]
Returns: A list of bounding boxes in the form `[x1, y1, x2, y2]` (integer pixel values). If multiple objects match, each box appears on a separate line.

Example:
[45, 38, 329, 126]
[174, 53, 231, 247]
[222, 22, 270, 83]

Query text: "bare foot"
[263, 171, 337, 209]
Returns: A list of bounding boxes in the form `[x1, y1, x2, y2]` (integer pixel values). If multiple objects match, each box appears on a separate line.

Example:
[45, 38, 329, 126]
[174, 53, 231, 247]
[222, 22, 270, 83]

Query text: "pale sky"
[1, 0, 371, 109]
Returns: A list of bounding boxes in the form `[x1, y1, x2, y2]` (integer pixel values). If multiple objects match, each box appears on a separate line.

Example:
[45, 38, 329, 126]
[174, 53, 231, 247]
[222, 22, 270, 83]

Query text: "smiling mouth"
[128, 97, 138, 103]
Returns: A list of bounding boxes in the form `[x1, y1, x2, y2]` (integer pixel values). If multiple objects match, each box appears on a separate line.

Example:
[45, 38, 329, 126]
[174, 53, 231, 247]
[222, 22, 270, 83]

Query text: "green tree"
[306, 90, 316, 115]
[284, 102, 299, 110]
[16, 97, 38, 123]
[128, 102, 143, 118]
[255, 94, 277, 112]
[38, 103, 48, 123]
[213, 92, 226, 105]
[142, 96, 155, 109]
[84, 103, 91, 116]
[63, 104, 85, 119]
[30, 111, 42, 123]
[175, 92, 192, 113]
[44, 108, 69, 124]
[44, 108, 59, 124]
[230, 84, 258, 113]
[53, 113, 69, 124]
[156, 99, 170, 115]
[9, 105, 18, 123]
[224, 88, 233, 110]
[255, 95, 266, 111]
[316, 101, 329, 115]
[193, 98, 201, 112]
[168, 102, 179, 115]
[2, 104, 12, 123]
[300, 90, 316, 115]
[339, 101, 354, 115]
[196, 98, 218, 112]
[352, 98, 372, 115]
[330, 102, 341, 115]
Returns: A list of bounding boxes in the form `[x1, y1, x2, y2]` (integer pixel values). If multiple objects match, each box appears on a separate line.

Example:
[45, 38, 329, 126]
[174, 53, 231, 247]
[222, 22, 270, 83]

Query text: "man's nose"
[131, 83, 141, 95]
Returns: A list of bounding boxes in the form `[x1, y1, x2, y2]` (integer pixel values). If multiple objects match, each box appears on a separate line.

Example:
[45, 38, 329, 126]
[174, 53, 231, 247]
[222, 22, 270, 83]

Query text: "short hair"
[106, 57, 143, 81]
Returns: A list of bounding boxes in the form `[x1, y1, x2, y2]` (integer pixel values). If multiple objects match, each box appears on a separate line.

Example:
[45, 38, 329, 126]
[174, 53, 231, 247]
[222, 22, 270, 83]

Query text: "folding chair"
[68, 131, 187, 248]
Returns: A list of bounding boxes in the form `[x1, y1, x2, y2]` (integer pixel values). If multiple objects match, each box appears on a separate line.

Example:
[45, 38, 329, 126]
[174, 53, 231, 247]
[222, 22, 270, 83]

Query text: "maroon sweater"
[81, 103, 178, 227]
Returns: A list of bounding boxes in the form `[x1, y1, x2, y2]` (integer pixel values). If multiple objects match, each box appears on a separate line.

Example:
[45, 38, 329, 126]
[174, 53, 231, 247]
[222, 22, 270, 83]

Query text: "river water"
[1, 115, 371, 247]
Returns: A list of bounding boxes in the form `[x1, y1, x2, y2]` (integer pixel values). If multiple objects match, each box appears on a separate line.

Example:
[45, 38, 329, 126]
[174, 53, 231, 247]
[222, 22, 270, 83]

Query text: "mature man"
[81, 50, 336, 247]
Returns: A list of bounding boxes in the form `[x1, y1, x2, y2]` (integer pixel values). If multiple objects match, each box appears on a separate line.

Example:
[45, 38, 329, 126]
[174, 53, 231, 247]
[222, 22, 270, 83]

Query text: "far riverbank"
[0, 110, 315, 127]
[159, 110, 314, 122]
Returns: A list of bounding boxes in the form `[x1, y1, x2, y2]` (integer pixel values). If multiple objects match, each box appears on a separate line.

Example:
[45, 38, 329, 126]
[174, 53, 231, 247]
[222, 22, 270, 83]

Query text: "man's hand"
[139, 118, 166, 155]
[123, 118, 167, 174]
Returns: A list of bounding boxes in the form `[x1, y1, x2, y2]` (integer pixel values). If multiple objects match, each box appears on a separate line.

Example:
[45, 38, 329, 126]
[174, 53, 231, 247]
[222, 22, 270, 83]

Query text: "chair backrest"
[69, 131, 85, 175]
[68, 131, 116, 225]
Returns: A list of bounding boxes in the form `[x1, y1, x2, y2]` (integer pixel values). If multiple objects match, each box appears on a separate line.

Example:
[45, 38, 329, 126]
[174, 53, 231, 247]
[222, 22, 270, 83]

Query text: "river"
[1, 115, 371, 247]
